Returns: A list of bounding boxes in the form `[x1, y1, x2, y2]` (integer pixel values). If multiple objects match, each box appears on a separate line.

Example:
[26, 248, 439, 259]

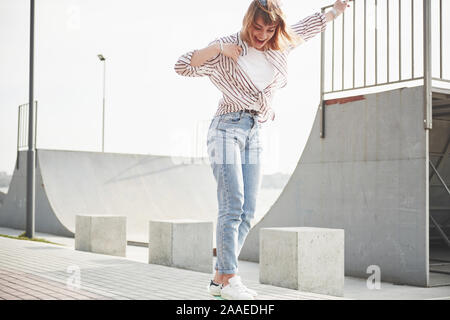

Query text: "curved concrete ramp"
[0, 150, 218, 243]
[240, 86, 431, 287]
[0, 191, 5, 206]
[0, 152, 71, 237]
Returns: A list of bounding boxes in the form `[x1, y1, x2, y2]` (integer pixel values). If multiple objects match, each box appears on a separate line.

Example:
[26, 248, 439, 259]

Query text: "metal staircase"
[429, 91, 450, 276]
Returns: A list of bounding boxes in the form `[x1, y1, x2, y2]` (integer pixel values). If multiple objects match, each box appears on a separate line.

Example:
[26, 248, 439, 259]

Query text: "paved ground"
[0, 236, 342, 300]
[1, 227, 450, 300]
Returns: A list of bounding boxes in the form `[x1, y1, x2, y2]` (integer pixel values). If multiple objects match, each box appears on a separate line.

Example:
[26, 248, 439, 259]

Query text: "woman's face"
[250, 16, 277, 50]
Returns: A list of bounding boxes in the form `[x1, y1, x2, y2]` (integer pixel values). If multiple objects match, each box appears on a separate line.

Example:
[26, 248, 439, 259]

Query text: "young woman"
[175, 0, 349, 300]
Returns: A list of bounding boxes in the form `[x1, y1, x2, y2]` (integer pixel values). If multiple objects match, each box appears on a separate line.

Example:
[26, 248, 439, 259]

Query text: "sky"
[0, 0, 448, 176]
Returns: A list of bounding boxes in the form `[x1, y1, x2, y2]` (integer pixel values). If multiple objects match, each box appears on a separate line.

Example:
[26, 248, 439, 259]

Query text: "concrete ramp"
[0, 150, 218, 243]
[0, 191, 5, 206]
[240, 86, 434, 287]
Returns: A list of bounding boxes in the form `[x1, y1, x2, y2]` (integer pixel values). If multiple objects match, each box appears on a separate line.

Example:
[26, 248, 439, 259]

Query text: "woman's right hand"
[222, 43, 243, 62]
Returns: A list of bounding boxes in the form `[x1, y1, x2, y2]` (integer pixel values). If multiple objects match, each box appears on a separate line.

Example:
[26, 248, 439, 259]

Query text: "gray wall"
[240, 86, 429, 287]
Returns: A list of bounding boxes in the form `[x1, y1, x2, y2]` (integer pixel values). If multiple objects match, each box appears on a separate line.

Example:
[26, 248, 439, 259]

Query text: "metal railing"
[16, 102, 38, 170]
[319, 0, 449, 137]
[429, 132, 450, 251]
[429, 159, 450, 249]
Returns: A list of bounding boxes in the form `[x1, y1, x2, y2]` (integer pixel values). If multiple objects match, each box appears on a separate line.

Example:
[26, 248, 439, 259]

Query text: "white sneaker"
[241, 284, 258, 297]
[220, 276, 255, 300]
[207, 280, 222, 296]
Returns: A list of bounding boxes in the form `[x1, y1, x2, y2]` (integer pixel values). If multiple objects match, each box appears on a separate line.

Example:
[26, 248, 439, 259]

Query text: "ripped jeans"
[207, 111, 263, 274]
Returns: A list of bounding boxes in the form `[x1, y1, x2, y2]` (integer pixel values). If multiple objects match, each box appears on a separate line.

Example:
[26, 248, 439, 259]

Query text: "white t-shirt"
[237, 47, 276, 92]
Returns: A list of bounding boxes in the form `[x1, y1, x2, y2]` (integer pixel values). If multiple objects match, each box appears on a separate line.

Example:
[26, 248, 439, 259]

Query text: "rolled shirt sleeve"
[174, 40, 221, 77]
[291, 12, 327, 45]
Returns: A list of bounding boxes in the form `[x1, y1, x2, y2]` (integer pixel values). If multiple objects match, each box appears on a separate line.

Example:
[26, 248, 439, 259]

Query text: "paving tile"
[0, 237, 341, 301]
[17, 295, 40, 300]
[0, 293, 21, 300]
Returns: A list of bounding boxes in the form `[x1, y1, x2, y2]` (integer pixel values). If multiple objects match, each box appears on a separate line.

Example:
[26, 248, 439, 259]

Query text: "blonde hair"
[240, 0, 302, 52]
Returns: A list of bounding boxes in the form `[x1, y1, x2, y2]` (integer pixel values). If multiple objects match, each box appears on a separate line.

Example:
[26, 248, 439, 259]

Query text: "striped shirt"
[174, 12, 327, 123]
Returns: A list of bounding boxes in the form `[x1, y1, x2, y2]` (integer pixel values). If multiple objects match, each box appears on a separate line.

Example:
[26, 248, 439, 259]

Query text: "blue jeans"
[207, 111, 263, 274]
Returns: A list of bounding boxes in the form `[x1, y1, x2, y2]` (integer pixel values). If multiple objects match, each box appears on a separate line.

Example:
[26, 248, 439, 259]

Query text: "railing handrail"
[320, 0, 448, 95]
[319, 0, 447, 137]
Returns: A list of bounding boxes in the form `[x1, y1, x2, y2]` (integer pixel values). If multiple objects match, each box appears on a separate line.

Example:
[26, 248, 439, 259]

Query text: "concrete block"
[149, 219, 213, 273]
[75, 215, 126, 257]
[260, 227, 344, 296]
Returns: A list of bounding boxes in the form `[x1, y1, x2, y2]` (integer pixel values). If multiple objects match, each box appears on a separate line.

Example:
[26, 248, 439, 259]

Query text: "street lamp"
[98, 54, 106, 153]
[26, 0, 36, 238]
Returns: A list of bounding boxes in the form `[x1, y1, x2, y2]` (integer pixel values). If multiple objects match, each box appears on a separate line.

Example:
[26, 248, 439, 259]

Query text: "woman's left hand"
[334, 0, 351, 15]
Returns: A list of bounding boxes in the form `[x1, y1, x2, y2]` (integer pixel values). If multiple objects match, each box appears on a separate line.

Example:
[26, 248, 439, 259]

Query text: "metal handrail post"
[102, 60, 106, 153]
[16, 107, 21, 170]
[320, 7, 326, 139]
[423, 0, 432, 130]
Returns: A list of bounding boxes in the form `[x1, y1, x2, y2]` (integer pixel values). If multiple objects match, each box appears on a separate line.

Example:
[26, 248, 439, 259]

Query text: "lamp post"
[26, 0, 36, 239]
[98, 54, 106, 152]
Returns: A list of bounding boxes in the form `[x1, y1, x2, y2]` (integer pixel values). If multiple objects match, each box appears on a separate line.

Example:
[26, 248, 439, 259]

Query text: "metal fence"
[16, 102, 37, 169]
[319, 0, 449, 137]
